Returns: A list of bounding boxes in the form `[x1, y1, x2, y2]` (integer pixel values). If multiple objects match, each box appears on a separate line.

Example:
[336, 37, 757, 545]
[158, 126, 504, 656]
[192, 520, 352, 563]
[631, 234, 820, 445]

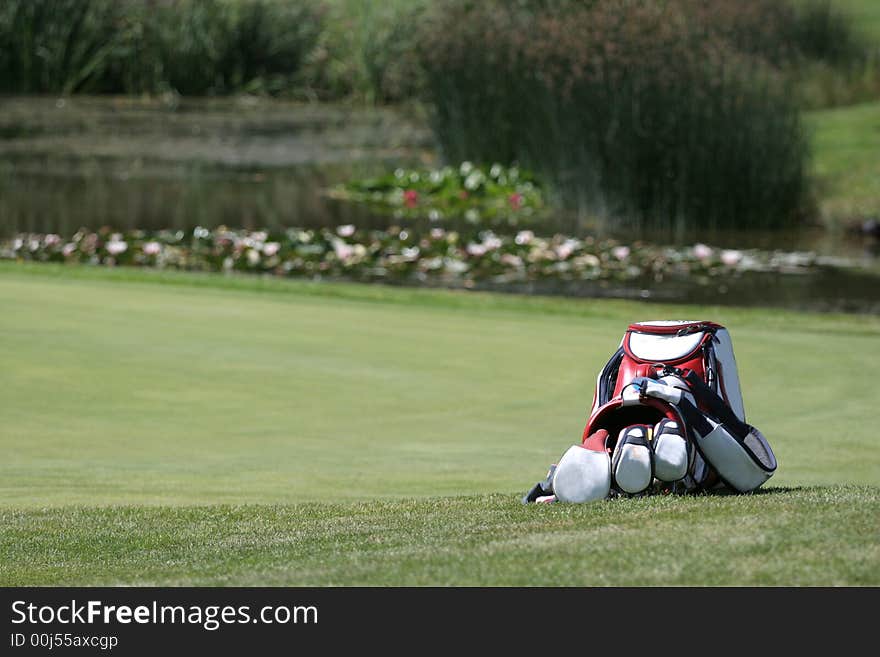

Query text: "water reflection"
[1, 96, 877, 312]
[0, 156, 388, 236]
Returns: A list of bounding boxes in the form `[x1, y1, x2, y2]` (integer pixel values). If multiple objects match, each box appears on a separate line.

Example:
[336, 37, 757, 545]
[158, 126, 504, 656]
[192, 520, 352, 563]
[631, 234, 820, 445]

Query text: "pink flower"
[62, 243, 77, 257]
[556, 243, 575, 260]
[430, 228, 446, 240]
[693, 243, 713, 260]
[466, 243, 487, 257]
[336, 224, 356, 237]
[483, 235, 502, 250]
[263, 242, 280, 257]
[721, 249, 742, 266]
[509, 193, 524, 210]
[403, 190, 418, 208]
[334, 242, 354, 261]
[515, 230, 534, 245]
[143, 241, 161, 256]
[44, 234, 61, 247]
[612, 245, 630, 260]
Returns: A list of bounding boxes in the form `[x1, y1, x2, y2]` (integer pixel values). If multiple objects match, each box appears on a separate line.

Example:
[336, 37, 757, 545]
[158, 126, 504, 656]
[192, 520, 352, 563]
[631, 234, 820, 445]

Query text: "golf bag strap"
[681, 369, 751, 437]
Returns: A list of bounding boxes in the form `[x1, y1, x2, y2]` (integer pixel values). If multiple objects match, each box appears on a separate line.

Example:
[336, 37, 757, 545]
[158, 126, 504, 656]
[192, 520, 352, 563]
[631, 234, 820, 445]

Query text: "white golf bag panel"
[710, 328, 746, 422]
[627, 328, 705, 362]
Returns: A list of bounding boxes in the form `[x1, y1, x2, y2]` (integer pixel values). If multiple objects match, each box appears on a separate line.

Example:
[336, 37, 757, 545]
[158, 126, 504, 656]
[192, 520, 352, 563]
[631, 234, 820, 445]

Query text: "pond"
[1, 95, 877, 312]
[0, 95, 431, 236]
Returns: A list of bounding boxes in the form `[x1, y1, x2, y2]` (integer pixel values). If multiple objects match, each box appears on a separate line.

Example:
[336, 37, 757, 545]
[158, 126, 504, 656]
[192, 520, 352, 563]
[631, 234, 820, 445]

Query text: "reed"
[417, 0, 813, 234]
[0, 0, 325, 96]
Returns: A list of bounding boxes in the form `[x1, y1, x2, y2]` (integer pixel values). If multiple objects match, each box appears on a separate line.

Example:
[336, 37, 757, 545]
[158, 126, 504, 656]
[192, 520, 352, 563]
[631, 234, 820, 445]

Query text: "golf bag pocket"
[553, 445, 611, 503]
[652, 419, 690, 482]
[611, 425, 653, 494]
[696, 423, 777, 492]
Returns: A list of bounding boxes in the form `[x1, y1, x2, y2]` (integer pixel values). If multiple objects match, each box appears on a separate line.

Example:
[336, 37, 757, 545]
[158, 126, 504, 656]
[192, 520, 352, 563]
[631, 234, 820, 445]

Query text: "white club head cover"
[552, 445, 611, 503]
[695, 422, 776, 492]
[612, 426, 653, 494]
[652, 419, 690, 482]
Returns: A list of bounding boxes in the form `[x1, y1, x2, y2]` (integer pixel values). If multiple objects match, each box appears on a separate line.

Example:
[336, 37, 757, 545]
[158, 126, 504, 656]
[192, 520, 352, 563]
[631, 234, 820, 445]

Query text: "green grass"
[807, 99, 880, 220]
[1, 263, 879, 585]
[792, 0, 880, 44]
[827, 0, 880, 43]
[2, 488, 877, 586]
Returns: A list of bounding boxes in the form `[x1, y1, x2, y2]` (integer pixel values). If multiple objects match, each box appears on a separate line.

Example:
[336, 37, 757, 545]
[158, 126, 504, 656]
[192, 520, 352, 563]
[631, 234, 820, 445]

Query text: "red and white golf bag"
[524, 321, 777, 504]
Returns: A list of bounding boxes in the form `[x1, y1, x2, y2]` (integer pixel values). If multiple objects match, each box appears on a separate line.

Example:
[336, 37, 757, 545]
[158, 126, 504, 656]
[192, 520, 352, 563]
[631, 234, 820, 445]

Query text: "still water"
[1, 95, 877, 311]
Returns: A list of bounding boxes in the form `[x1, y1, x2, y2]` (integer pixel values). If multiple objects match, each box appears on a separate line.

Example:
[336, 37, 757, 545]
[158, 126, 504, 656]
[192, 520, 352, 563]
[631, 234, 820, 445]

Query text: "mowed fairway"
[1, 264, 879, 585]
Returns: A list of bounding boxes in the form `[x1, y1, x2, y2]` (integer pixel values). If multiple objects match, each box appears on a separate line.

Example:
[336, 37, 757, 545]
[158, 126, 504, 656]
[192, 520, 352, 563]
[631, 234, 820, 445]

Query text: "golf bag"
[524, 321, 777, 504]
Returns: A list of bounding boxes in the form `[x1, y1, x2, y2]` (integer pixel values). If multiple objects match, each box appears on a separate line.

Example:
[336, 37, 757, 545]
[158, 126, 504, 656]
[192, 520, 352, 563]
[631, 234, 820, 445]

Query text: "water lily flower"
[515, 230, 534, 245]
[466, 243, 487, 257]
[574, 253, 601, 268]
[720, 249, 742, 266]
[44, 234, 61, 247]
[612, 245, 631, 260]
[464, 171, 484, 191]
[143, 241, 162, 256]
[430, 228, 446, 240]
[62, 243, 77, 257]
[106, 240, 128, 255]
[500, 253, 524, 267]
[693, 243, 713, 260]
[246, 249, 260, 266]
[263, 242, 280, 257]
[556, 239, 580, 260]
[483, 235, 503, 250]
[444, 259, 469, 274]
[334, 242, 354, 261]
[337, 224, 356, 237]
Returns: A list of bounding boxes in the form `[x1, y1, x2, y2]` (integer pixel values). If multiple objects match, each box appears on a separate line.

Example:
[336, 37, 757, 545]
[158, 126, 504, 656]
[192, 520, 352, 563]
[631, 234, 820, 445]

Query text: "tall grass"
[316, 0, 425, 103]
[0, 0, 325, 96]
[786, 0, 880, 108]
[0, 0, 871, 104]
[417, 0, 812, 234]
